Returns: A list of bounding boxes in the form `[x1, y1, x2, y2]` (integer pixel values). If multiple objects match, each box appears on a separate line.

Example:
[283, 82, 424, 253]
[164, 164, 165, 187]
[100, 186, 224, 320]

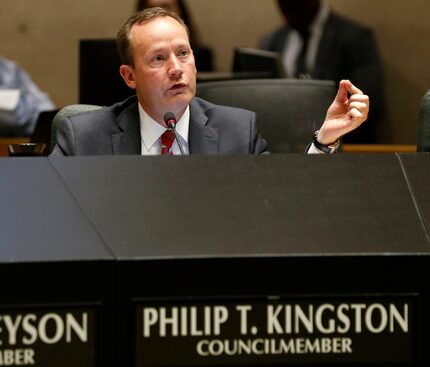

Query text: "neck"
[140, 105, 187, 128]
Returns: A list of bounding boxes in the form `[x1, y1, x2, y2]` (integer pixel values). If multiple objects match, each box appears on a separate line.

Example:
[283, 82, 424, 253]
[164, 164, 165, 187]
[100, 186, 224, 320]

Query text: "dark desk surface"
[2, 154, 428, 263]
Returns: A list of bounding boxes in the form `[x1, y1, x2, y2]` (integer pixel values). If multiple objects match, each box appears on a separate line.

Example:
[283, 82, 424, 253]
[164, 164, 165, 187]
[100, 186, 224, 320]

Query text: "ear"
[119, 65, 136, 90]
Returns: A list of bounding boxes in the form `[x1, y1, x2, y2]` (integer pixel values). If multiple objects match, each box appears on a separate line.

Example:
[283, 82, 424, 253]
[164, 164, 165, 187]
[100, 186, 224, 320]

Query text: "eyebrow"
[147, 42, 191, 53]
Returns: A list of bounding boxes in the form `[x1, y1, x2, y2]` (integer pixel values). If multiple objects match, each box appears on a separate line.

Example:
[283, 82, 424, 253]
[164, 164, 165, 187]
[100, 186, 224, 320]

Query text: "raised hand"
[317, 80, 370, 145]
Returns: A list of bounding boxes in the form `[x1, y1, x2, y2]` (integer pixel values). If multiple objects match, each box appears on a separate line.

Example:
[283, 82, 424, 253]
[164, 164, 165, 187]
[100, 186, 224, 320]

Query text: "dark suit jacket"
[260, 11, 385, 143]
[50, 96, 268, 156]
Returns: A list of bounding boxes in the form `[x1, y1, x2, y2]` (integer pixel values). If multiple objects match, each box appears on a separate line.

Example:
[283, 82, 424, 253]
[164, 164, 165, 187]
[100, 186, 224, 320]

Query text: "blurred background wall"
[1, 0, 429, 144]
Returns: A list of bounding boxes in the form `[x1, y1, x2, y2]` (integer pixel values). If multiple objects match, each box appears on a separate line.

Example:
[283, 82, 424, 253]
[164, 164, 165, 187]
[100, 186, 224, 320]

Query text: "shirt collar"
[138, 104, 190, 151]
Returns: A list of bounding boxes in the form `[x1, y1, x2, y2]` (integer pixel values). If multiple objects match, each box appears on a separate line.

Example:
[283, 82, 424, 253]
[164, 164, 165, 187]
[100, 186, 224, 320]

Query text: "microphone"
[163, 112, 185, 155]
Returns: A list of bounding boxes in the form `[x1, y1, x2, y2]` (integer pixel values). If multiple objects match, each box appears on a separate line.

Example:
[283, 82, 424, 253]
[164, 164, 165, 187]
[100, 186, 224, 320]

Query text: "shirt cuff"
[307, 143, 325, 154]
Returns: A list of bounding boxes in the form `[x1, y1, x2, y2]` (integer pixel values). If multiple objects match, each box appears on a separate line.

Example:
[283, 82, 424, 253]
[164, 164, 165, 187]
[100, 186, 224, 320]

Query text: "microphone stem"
[171, 126, 185, 155]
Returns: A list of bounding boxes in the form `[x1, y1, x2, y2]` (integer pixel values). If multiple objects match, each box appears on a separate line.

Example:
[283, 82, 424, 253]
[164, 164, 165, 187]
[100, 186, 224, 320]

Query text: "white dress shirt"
[139, 104, 190, 155]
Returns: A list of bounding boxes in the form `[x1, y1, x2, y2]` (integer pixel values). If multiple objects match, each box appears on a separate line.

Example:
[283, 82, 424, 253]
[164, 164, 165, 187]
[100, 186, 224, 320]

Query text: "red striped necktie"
[161, 129, 175, 155]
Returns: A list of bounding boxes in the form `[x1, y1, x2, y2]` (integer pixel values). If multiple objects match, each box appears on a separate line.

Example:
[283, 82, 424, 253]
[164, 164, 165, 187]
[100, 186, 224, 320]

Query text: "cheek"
[187, 65, 197, 83]
[185, 62, 197, 76]
[137, 70, 164, 90]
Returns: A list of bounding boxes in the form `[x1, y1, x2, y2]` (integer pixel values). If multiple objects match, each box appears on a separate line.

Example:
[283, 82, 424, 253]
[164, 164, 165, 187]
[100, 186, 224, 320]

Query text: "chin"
[167, 94, 193, 110]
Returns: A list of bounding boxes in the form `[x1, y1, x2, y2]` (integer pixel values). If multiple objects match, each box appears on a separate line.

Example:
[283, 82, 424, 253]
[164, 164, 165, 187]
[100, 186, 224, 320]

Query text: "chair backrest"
[196, 78, 336, 153]
[50, 104, 102, 153]
[417, 89, 430, 152]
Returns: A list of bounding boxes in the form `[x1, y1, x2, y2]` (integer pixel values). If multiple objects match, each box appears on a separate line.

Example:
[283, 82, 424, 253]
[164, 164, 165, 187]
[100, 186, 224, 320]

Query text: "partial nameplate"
[135, 294, 416, 366]
[0, 305, 96, 367]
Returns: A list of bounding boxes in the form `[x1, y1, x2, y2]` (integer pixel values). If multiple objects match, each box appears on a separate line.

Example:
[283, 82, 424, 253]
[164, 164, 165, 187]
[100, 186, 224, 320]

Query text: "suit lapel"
[188, 99, 219, 154]
[110, 98, 220, 155]
[112, 101, 141, 155]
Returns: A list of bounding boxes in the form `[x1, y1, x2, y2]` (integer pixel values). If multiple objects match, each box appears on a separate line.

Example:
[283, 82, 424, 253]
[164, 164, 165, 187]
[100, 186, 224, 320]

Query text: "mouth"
[168, 83, 188, 92]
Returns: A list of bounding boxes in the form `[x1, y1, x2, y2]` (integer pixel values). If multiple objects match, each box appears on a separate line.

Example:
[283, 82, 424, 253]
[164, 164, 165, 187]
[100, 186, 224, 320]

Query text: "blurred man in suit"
[51, 7, 369, 156]
[260, 0, 385, 143]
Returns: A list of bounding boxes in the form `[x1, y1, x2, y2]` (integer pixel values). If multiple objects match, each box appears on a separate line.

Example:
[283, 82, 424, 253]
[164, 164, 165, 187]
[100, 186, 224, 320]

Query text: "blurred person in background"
[0, 57, 55, 136]
[260, 0, 385, 144]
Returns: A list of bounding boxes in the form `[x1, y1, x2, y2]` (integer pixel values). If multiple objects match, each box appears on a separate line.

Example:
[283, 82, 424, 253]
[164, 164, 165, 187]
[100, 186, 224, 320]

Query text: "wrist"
[312, 130, 341, 154]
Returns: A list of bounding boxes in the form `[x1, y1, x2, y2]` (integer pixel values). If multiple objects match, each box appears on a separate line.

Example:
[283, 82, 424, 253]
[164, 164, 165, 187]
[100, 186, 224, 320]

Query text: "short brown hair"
[117, 7, 190, 66]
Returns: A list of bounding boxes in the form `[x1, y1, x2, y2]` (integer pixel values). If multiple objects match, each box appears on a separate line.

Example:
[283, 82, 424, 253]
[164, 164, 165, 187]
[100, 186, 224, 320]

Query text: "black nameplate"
[0, 305, 96, 367]
[135, 295, 415, 366]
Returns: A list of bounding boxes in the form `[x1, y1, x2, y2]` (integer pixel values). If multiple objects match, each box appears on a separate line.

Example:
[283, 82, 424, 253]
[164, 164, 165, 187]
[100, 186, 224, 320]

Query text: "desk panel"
[0, 158, 112, 261]
[50, 154, 429, 259]
[399, 153, 430, 240]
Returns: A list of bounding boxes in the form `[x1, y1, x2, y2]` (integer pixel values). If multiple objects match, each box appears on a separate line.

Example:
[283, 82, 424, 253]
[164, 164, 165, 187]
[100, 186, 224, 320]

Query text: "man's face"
[120, 16, 196, 125]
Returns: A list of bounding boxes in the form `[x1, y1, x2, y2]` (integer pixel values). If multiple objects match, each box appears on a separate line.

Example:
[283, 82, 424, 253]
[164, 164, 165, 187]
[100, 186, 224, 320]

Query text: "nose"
[167, 55, 183, 79]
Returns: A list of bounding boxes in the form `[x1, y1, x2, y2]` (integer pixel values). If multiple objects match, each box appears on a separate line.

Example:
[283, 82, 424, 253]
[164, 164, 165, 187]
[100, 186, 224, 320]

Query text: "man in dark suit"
[260, 0, 384, 143]
[51, 7, 369, 156]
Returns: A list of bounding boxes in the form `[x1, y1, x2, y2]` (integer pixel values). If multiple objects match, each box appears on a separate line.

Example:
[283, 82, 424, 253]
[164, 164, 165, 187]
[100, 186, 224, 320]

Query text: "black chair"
[196, 78, 336, 153]
[417, 89, 430, 152]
